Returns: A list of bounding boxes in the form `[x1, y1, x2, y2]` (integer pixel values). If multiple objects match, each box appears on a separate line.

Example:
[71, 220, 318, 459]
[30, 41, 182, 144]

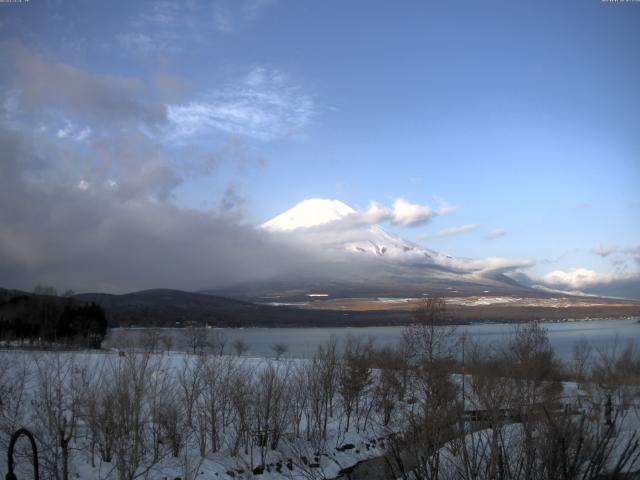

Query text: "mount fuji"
[261, 198, 441, 262]
[206, 198, 540, 300]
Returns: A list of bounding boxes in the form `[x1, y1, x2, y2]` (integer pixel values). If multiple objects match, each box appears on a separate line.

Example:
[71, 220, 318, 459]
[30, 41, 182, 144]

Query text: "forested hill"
[73, 289, 410, 327]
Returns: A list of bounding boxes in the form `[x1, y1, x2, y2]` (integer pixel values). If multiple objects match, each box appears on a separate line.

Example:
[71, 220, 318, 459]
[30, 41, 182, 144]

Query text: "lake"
[108, 317, 640, 360]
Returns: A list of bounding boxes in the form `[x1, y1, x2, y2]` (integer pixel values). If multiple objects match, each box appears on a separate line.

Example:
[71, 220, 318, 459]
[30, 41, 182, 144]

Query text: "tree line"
[0, 289, 108, 348]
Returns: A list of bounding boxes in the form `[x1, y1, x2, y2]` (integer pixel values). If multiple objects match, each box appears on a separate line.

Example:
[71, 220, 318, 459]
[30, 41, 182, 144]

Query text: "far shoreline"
[111, 315, 640, 330]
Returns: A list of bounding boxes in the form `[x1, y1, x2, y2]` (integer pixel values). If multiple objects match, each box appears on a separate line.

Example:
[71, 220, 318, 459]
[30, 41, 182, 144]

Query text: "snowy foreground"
[1, 350, 393, 480]
[1, 335, 639, 480]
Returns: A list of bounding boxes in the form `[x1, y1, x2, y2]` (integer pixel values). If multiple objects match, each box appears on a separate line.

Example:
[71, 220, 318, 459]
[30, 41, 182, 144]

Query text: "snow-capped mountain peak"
[261, 198, 356, 231]
[256, 199, 533, 294]
[261, 198, 437, 262]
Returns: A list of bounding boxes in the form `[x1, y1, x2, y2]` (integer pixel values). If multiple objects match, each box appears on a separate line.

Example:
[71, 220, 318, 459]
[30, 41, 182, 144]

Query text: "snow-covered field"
[1, 330, 639, 480]
[0, 349, 402, 480]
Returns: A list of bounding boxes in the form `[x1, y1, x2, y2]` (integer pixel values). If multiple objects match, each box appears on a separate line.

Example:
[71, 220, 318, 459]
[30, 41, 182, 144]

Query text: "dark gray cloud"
[201, 137, 267, 175]
[0, 42, 321, 294]
[1, 42, 166, 127]
[219, 185, 246, 218]
[591, 243, 640, 261]
[0, 122, 533, 294]
[90, 130, 182, 202]
[0, 125, 317, 293]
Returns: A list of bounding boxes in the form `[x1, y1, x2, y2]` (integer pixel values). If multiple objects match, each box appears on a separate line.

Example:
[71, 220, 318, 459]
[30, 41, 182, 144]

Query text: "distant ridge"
[73, 288, 411, 327]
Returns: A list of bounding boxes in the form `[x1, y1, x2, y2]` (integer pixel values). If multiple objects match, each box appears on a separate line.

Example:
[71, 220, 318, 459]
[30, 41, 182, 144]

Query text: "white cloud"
[358, 198, 453, 228]
[167, 67, 316, 140]
[362, 201, 392, 224]
[485, 228, 506, 240]
[437, 223, 481, 238]
[391, 198, 436, 227]
[56, 122, 91, 142]
[542, 268, 618, 290]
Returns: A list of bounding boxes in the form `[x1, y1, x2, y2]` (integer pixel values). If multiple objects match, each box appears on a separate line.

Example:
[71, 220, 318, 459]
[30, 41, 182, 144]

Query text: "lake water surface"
[110, 317, 640, 360]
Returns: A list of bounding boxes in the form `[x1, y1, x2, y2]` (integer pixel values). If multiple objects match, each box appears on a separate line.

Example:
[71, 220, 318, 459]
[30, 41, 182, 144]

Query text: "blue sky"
[0, 0, 638, 293]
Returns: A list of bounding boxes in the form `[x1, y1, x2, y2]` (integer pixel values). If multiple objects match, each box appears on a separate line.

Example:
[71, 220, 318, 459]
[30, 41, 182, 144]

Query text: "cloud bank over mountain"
[0, 37, 637, 298]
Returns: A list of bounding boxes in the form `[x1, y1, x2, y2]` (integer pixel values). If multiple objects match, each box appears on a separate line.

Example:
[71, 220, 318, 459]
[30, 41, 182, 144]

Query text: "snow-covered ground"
[0, 350, 399, 480]
[1, 343, 638, 479]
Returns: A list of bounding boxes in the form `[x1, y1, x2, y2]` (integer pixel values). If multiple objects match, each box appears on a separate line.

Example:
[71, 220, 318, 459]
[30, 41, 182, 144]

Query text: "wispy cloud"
[591, 243, 618, 257]
[436, 223, 481, 238]
[214, 0, 275, 33]
[441, 256, 534, 274]
[55, 122, 91, 142]
[168, 67, 317, 140]
[485, 228, 507, 240]
[591, 244, 640, 268]
[117, 0, 275, 53]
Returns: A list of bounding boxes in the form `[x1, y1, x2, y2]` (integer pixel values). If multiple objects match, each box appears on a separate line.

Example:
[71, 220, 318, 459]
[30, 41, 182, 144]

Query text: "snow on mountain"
[259, 198, 533, 280]
[261, 198, 438, 262]
[261, 199, 356, 231]
[250, 198, 537, 296]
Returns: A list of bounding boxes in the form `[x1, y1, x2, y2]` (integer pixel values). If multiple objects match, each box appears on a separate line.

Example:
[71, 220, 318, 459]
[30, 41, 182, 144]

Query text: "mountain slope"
[262, 198, 439, 262]
[252, 198, 533, 297]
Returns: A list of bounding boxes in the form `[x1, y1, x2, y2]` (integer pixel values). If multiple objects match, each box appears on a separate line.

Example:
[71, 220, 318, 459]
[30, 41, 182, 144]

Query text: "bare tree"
[201, 356, 230, 453]
[229, 363, 255, 456]
[571, 338, 593, 384]
[289, 364, 310, 438]
[77, 356, 109, 468]
[502, 321, 563, 410]
[272, 342, 289, 360]
[210, 330, 226, 356]
[140, 328, 162, 353]
[0, 353, 30, 466]
[252, 361, 292, 465]
[338, 336, 373, 433]
[160, 334, 173, 353]
[232, 338, 250, 356]
[402, 296, 456, 364]
[109, 351, 167, 480]
[182, 325, 210, 355]
[304, 337, 339, 443]
[177, 356, 204, 430]
[33, 354, 81, 480]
